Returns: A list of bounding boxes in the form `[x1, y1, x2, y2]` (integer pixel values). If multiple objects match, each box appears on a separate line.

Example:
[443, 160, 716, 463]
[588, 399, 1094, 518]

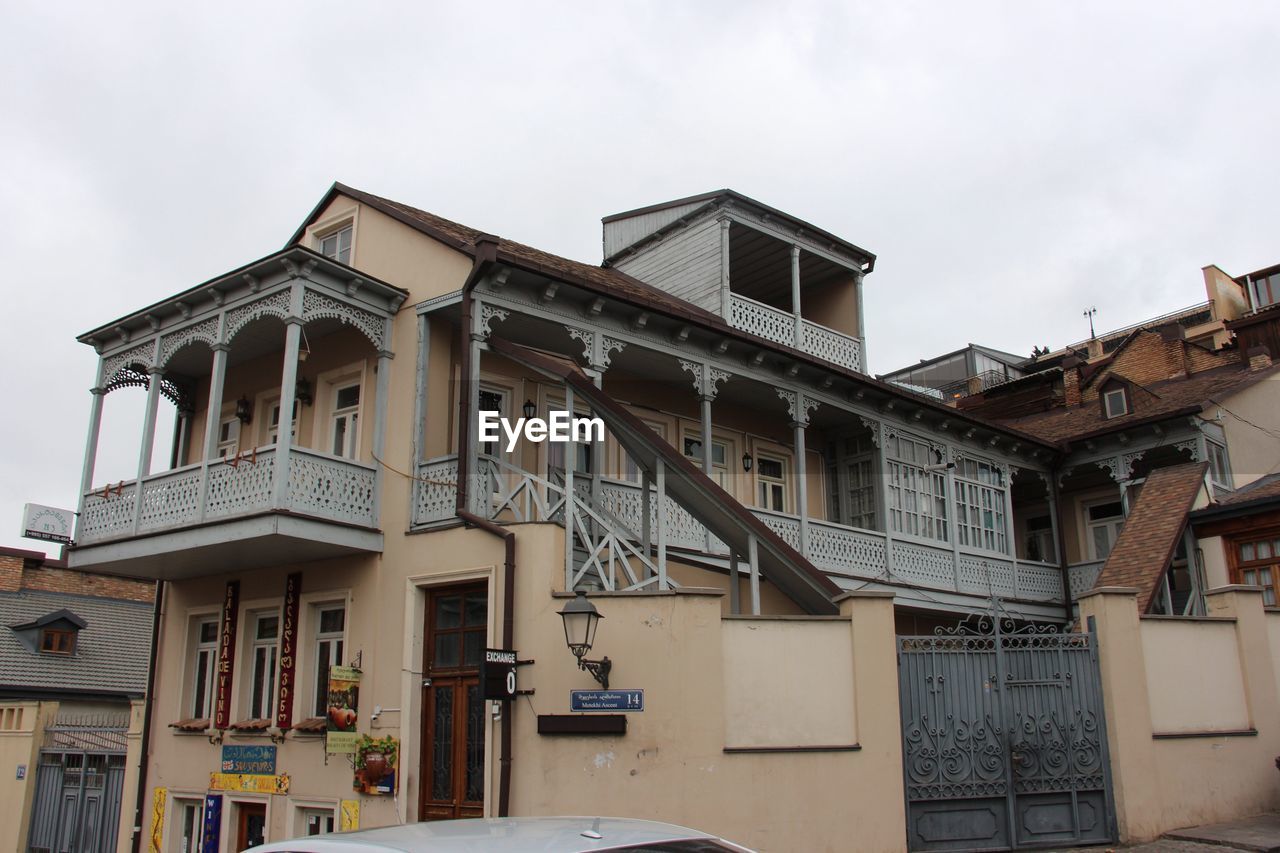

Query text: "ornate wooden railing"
[728, 293, 863, 372]
[78, 446, 376, 544]
[412, 456, 1065, 603]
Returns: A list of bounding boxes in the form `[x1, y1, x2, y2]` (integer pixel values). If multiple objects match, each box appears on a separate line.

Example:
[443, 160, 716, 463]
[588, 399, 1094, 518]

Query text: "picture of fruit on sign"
[328, 705, 357, 730]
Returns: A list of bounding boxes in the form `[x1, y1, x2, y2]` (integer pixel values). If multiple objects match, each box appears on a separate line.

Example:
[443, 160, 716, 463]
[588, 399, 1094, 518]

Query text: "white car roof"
[253, 816, 749, 853]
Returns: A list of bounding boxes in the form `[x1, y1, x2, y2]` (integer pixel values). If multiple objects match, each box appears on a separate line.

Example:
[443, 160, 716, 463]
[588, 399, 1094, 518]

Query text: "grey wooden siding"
[603, 200, 706, 259]
[613, 214, 723, 313]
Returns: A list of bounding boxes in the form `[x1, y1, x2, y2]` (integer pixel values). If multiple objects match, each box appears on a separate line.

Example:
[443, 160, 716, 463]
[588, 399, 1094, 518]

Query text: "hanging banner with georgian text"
[213, 581, 240, 730]
[276, 572, 302, 729]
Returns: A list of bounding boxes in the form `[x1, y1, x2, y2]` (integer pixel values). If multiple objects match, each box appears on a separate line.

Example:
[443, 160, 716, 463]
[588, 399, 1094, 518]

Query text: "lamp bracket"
[578, 656, 611, 690]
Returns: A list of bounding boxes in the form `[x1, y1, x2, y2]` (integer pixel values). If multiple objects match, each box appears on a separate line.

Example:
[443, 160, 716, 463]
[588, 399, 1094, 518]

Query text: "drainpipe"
[130, 579, 165, 853]
[454, 237, 517, 817]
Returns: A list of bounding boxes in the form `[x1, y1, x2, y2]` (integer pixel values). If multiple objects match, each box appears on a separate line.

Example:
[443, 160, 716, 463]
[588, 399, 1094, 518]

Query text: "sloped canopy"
[489, 337, 841, 615]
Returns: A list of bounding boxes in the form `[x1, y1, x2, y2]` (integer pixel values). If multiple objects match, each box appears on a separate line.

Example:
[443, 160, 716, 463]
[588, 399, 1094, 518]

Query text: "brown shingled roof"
[1213, 472, 1280, 507]
[992, 362, 1280, 445]
[1093, 463, 1208, 612]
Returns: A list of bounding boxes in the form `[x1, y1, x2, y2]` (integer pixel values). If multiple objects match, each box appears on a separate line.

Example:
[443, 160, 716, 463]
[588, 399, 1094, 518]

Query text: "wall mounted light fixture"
[558, 590, 611, 690]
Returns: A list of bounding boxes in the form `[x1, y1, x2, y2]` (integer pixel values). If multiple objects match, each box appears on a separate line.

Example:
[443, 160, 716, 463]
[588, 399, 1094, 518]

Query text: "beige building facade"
[63, 185, 1279, 851]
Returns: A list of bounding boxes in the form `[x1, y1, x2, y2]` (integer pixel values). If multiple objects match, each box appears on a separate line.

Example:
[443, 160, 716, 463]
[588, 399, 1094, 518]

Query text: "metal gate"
[27, 719, 128, 853]
[898, 609, 1116, 851]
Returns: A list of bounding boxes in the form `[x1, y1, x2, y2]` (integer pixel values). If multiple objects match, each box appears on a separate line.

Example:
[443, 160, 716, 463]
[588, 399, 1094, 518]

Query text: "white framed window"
[171, 798, 204, 853]
[885, 433, 948, 542]
[543, 394, 594, 475]
[478, 387, 509, 459]
[329, 383, 361, 459]
[297, 805, 337, 836]
[954, 457, 1008, 553]
[757, 454, 789, 512]
[216, 416, 240, 459]
[1024, 515, 1056, 563]
[189, 617, 219, 720]
[620, 417, 667, 483]
[312, 605, 346, 718]
[247, 611, 280, 720]
[1102, 387, 1128, 419]
[264, 398, 298, 446]
[1206, 440, 1232, 488]
[826, 434, 877, 531]
[317, 224, 353, 265]
[683, 434, 730, 489]
[1085, 500, 1125, 560]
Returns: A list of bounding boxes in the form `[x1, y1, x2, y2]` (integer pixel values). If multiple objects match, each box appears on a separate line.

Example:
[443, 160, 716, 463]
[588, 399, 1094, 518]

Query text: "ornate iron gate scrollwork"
[898, 605, 1115, 852]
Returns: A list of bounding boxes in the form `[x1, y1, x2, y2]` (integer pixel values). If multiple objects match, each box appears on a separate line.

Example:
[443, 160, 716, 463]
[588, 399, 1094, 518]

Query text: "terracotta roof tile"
[990, 363, 1280, 444]
[1093, 463, 1208, 611]
[1215, 472, 1280, 506]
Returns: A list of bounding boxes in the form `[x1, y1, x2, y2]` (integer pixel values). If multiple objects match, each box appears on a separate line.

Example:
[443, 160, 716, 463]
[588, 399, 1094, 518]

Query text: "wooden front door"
[419, 584, 487, 820]
[236, 802, 267, 849]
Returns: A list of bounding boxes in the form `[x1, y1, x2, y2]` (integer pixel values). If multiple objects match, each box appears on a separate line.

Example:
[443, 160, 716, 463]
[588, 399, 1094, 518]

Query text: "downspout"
[454, 236, 517, 817]
[130, 579, 165, 853]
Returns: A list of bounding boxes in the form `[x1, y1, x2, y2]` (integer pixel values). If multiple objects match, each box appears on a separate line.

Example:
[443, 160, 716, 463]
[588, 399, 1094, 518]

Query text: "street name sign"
[570, 689, 644, 712]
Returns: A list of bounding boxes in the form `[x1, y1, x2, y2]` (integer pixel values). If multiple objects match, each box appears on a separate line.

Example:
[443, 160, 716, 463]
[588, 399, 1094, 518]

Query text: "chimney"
[1248, 345, 1272, 371]
[1062, 355, 1083, 406]
[1086, 338, 1103, 360]
[0, 554, 24, 592]
[1158, 322, 1186, 341]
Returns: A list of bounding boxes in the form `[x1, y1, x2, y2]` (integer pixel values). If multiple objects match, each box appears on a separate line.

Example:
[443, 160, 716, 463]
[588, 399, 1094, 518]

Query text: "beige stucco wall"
[1139, 618, 1250, 734]
[0, 701, 50, 852]
[1199, 535, 1232, 588]
[1216, 375, 1280, 488]
[1270, 610, 1280, 709]
[802, 274, 861, 339]
[1081, 587, 1280, 843]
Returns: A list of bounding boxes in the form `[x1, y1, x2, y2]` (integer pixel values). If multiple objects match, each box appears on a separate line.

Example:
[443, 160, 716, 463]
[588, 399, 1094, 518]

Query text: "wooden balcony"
[69, 446, 381, 579]
[412, 454, 1066, 608]
[729, 293, 863, 373]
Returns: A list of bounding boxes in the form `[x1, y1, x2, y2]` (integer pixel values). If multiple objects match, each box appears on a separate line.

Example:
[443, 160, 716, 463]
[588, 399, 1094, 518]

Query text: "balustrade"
[728, 294, 863, 372]
[77, 446, 378, 544]
[410, 457, 1066, 604]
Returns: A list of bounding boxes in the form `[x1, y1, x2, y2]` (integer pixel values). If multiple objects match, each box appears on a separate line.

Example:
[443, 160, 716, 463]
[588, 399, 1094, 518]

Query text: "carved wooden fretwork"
[101, 343, 156, 386]
[776, 389, 820, 426]
[599, 336, 627, 371]
[679, 360, 732, 400]
[225, 291, 292, 343]
[475, 304, 510, 340]
[1173, 439, 1201, 462]
[302, 290, 386, 348]
[158, 317, 220, 367]
[858, 415, 882, 447]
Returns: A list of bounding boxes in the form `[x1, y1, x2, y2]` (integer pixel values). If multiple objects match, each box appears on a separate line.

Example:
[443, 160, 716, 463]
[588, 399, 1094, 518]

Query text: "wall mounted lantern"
[741, 451, 754, 473]
[523, 399, 537, 420]
[557, 590, 611, 689]
[295, 377, 314, 407]
[235, 396, 253, 424]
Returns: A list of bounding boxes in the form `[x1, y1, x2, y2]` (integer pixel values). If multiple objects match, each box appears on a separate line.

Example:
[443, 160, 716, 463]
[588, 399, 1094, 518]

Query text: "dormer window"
[1102, 386, 1129, 419]
[318, 224, 353, 265]
[40, 628, 75, 655]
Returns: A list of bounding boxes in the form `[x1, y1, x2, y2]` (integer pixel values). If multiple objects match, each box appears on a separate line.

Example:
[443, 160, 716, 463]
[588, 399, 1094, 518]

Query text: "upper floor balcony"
[605, 191, 871, 374]
[68, 248, 406, 579]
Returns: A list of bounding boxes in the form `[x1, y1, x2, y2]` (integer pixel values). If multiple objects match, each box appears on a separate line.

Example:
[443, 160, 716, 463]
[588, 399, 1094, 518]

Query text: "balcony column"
[371, 336, 394, 525]
[132, 343, 165, 534]
[779, 389, 817, 559]
[719, 217, 732, 320]
[201, 342, 230, 460]
[564, 383, 576, 589]
[76, 360, 108, 530]
[854, 269, 867, 372]
[701, 391, 714, 553]
[790, 245, 803, 349]
[272, 286, 305, 508]
[197, 338, 230, 524]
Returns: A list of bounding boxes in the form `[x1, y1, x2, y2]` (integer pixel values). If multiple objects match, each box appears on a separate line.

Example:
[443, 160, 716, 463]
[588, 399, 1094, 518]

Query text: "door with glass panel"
[419, 585, 487, 821]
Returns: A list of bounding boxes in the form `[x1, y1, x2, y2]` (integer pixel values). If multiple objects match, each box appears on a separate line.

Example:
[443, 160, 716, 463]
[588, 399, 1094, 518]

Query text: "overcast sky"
[3, 2, 1278, 557]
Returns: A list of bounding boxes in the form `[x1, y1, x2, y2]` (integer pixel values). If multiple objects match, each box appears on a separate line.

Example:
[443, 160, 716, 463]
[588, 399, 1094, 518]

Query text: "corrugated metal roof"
[0, 590, 152, 697]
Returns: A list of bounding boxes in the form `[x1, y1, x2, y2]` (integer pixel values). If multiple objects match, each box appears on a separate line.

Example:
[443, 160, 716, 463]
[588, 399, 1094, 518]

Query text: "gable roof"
[990, 361, 1280, 445]
[1092, 463, 1208, 612]
[0, 591, 152, 698]
[600, 189, 877, 270]
[10, 608, 88, 632]
[489, 337, 842, 614]
[290, 183, 1060, 452]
